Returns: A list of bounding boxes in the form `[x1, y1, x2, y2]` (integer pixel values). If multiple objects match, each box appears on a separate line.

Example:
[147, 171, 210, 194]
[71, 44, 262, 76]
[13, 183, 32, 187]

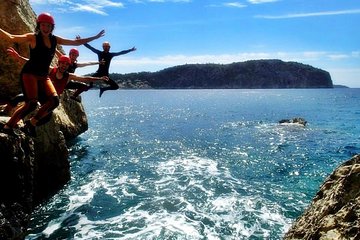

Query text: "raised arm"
[113, 47, 137, 57]
[83, 42, 101, 54]
[69, 73, 109, 83]
[57, 29, 105, 46]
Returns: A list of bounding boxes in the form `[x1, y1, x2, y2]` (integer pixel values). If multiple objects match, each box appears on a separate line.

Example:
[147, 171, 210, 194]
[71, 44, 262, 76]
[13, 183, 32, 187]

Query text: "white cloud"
[256, 9, 360, 19]
[224, 2, 247, 8]
[248, 0, 280, 4]
[148, 0, 191, 2]
[30, 0, 124, 15]
[327, 54, 349, 60]
[70, 4, 108, 15]
[87, 0, 124, 7]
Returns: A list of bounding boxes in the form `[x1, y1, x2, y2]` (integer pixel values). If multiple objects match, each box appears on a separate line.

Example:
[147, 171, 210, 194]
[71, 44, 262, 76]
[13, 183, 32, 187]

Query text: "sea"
[26, 88, 360, 240]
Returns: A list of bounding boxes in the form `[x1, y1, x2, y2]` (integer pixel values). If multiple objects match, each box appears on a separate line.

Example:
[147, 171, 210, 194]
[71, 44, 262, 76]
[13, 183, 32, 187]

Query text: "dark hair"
[35, 23, 55, 33]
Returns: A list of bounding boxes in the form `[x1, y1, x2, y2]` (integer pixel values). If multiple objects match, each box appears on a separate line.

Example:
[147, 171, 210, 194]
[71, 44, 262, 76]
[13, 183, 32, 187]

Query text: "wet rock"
[284, 154, 360, 240]
[279, 117, 307, 126]
[0, 128, 34, 240]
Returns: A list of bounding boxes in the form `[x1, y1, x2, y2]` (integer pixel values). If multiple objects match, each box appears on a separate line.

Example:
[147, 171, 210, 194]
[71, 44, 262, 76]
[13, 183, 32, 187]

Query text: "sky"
[29, 0, 360, 87]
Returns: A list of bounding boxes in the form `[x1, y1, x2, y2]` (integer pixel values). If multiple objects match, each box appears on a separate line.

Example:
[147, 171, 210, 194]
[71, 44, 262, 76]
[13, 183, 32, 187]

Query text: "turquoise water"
[27, 89, 360, 239]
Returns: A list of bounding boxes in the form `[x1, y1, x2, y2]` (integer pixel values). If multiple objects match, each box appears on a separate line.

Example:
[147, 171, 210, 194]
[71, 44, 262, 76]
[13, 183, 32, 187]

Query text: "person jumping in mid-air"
[56, 48, 105, 102]
[72, 40, 136, 98]
[0, 12, 105, 135]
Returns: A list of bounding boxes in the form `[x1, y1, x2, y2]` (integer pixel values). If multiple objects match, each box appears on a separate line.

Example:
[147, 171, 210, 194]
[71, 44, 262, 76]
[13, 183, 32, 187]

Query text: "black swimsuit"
[22, 33, 57, 76]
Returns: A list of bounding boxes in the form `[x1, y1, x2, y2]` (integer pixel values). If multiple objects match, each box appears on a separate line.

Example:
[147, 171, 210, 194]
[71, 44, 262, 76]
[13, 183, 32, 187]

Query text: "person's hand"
[131, 47, 137, 52]
[75, 35, 81, 40]
[6, 47, 20, 59]
[96, 30, 105, 39]
[101, 76, 109, 82]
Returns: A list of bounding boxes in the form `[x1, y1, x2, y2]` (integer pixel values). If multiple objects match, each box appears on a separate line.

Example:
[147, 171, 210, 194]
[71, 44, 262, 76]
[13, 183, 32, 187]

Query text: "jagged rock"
[0, 0, 36, 100]
[32, 91, 88, 203]
[279, 117, 307, 126]
[0, 127, 34, 240]
[0, 91, 88, 238]
[55, 91, 88, 140]
[284, 154, 360, 240]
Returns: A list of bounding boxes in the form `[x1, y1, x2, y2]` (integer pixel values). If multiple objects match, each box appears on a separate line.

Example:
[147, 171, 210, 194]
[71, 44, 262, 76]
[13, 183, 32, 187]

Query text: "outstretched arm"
[0, 29, 34, 45]
[7, 47, 28, 65]
[7, 47, 53, 72]
[69, 73, 109, 83]
[83, 42, 101, 54]
[76, 59, 105, 68]
[57, 29, 105, 46]
[113, 46, 137, 57]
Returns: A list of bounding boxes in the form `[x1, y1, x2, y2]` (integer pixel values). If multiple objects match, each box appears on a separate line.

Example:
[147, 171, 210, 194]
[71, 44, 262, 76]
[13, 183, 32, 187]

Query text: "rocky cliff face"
[284, 154, 360, 240]
[0, 127, 34, 240]
[0, 1, 88, 239]
[0, 0, 36, 99]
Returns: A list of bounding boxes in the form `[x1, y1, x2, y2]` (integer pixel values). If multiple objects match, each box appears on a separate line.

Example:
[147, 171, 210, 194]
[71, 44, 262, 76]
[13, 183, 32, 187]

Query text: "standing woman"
[0, 12, 105, 134]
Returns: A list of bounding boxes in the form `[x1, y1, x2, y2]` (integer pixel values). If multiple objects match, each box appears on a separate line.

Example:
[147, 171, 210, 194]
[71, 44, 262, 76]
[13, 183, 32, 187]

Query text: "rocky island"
[112, 60, 333, 89]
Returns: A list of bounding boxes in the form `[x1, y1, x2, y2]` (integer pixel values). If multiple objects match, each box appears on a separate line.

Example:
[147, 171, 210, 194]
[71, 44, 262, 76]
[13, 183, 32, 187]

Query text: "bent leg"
[6, 99, 38, 128]
[32, 78, 58, 124]
[33, 95, 59, 122]
[1, 93, 25, 116]
[66, 80, 88, 90]
[99, 78, 119, 97]
[72, 82, 93, 99]
[5, 74, 38, 128]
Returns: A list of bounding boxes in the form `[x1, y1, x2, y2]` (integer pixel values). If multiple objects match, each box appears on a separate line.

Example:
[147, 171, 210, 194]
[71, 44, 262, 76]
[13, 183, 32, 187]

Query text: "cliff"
[284, 154, 360, 239]
[111, 60, 333, 89]
[0, 0, 36, 99]
[0, 1, 88, 239]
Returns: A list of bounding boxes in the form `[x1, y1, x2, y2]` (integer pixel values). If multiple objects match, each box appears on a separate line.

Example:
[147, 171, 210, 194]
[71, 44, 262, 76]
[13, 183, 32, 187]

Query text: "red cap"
[37, 13, 55, 25]
[69, 48, 79, 56]
[58, 55, 71, 64]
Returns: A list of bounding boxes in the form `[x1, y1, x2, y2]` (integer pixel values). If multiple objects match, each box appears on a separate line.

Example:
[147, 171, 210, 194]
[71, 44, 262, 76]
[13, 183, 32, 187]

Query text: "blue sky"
[29, 0, 360, 87]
